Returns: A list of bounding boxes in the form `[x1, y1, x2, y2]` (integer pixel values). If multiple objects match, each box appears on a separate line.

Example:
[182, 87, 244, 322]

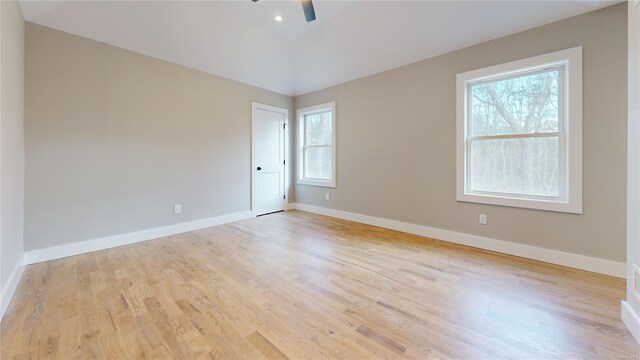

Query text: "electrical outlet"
[174, 204, 182, 214]
[479, 214, 487, 225]
[325, 193, 330, 201]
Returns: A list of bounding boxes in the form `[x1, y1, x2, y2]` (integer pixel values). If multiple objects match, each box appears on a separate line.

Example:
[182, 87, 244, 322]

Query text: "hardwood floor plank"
[247, 331, 289, 360]
[1, 210, 637, 359]
[356, 324, 407, 354]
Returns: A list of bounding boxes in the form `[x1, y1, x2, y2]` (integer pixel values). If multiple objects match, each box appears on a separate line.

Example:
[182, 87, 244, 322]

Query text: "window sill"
[297, 179, 336, 188]
[457, 192, 582, 214]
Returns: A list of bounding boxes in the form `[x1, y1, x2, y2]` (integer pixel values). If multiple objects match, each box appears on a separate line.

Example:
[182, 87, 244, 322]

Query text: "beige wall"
[294, 4, 628, 262]
[25, 23, 293, 251]
[1, 1, 25, 301]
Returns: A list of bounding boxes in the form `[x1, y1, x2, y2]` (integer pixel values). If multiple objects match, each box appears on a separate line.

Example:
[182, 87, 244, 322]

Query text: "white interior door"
[252, 103, 287, 216]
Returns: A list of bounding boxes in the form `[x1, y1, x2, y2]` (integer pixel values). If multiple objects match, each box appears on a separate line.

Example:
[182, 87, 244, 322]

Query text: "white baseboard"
[622, 301, 640, 344]
[1, 254, 25, 320]
[23, 211, 252, 265]
[288, 203, 626, 278]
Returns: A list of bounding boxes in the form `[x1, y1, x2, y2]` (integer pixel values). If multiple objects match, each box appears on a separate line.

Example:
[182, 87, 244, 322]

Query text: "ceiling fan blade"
[301, 0, 316, 22]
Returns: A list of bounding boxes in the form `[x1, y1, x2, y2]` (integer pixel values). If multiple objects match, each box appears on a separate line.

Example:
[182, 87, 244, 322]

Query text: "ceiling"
[20, 0, 620, 96]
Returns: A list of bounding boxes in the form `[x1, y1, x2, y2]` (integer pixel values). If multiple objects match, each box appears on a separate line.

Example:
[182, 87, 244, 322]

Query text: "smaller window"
[297, 102, 336, 187]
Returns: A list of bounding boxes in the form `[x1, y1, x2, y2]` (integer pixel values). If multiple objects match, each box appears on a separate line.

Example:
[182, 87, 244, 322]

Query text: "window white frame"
[297, 102, 336, 188]
[456, 46, 582, 213]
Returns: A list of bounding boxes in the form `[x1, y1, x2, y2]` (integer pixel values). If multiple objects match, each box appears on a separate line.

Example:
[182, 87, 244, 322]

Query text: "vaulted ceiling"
[20, 0, 619, 96]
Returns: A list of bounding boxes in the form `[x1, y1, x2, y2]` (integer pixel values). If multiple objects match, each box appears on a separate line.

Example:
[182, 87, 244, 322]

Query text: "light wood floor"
[1, 210, 638, 359]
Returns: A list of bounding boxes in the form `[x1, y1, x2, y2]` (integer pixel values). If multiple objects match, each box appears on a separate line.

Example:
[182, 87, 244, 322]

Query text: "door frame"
[251, 102, 289, 217]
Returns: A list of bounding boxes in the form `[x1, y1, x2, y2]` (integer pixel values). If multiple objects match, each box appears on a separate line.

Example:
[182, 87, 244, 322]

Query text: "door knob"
[257, 167, 262, 171]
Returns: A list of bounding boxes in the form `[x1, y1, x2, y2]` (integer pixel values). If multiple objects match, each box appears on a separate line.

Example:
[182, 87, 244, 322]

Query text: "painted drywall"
[294, 4, 628, 262]
[1, 0, 25, 310]
[24, 23, 293, 251]
[626, 0, 640, 332]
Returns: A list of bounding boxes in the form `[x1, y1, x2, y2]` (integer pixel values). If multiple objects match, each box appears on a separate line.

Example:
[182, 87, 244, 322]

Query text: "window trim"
[456, 46, 582, 214]
[297, 102, 336, 188]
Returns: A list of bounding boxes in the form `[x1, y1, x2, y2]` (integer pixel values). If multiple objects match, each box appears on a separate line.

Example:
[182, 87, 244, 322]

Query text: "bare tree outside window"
[304, 111, 333, 180]
[468, 68, 562, 197]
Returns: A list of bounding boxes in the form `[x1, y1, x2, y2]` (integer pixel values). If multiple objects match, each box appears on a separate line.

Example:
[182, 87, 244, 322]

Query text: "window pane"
[304, 146, 332, 180]
[469, 137, 559, 197]
[470, 69, 560, 136]
[305, 111, 333, 146]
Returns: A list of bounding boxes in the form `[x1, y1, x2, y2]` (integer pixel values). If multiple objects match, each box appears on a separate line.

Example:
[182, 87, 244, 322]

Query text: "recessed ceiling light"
[275, 15, 283, 22]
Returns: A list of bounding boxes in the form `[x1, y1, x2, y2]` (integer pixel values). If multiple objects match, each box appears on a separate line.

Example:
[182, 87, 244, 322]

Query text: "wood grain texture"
[1, 210, 638, 359]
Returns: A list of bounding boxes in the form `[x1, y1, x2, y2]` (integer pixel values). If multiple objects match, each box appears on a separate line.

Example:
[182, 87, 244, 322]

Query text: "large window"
[456, 47, 582, 213]
[297, 102, 336, 187]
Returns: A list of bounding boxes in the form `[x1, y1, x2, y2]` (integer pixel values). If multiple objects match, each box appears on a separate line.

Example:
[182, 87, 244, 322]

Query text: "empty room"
[1, 0, 640, 358]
